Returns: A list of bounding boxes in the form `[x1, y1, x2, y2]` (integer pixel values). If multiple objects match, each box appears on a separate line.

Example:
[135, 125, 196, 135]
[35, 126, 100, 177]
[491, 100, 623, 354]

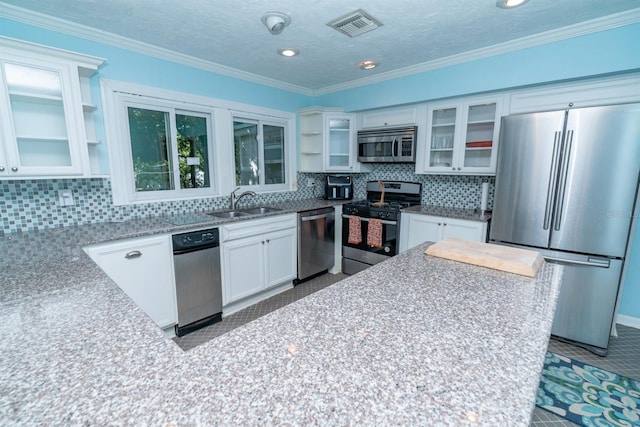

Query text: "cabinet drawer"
[221, 213, 296, 242]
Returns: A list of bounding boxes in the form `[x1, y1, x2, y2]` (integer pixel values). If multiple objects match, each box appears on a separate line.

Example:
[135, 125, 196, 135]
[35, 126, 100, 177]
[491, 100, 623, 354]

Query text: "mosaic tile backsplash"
[0, 166, 493, 234]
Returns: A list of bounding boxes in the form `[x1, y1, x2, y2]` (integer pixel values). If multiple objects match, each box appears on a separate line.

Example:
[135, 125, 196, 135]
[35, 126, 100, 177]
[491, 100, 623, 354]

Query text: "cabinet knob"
[451, 167, 456, 171]
[11, 166, 18, 172]
[125, 250, 142, 259]
[457, 167, 462, 171]
[266, 239, 270, 243]
[0, 166, 4, 172]
[443, 223, 447, 226]
[437, 222, 442, 226]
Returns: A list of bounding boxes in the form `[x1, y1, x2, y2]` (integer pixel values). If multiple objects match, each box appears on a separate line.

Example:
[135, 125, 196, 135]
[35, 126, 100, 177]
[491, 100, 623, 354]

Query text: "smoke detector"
[327, 9, 383, 38]
[261, 12, 291, 35]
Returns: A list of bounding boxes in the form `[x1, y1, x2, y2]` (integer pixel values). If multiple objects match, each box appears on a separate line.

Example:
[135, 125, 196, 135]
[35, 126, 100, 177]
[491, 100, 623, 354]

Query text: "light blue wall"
[315, 23, 640, 111]
[2, 17, 639, 321]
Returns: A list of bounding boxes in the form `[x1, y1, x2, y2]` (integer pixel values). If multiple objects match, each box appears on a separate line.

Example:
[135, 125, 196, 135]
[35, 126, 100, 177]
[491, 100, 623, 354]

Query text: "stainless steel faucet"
[230, 187, 256, 210]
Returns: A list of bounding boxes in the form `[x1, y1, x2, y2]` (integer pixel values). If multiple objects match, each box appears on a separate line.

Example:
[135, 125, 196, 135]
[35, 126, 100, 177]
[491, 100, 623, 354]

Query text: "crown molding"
[0, 2, 314, 96]
[314, 7, 640, 96]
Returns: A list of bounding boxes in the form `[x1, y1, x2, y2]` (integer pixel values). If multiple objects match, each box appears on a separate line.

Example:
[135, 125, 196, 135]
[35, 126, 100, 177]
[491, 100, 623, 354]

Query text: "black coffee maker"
[325, 175, 353, 200]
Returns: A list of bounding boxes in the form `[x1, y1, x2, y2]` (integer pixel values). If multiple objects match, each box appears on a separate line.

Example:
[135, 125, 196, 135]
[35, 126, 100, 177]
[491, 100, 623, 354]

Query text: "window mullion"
[168, 109, 180, 192]
[257, 122, 266, 186]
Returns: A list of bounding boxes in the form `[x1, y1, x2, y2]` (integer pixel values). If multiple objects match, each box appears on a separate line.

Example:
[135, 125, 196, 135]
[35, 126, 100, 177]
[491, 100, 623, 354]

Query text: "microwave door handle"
[392, 137, 397, 161]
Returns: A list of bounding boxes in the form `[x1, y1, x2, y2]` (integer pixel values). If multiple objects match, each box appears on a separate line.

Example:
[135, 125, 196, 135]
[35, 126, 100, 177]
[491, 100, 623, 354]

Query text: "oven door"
[341, 214, 398, 259]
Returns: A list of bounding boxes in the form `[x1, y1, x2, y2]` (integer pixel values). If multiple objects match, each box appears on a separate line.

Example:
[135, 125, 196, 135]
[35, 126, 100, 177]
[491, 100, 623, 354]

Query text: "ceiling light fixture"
[496, 0, 530, 8]
[278, 49, 299, 57]
[261, 12, 291, 35]
[358, 60, 378, 70]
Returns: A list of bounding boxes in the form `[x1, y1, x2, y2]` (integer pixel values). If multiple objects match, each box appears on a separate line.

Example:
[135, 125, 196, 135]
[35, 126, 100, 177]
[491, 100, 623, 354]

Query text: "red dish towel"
[367, 218, 383, 248]
[348, 215, 362, 244]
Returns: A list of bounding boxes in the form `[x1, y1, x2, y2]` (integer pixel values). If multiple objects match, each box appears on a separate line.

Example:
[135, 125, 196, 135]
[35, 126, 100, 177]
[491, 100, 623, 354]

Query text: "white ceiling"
[1, 0, 639, 94]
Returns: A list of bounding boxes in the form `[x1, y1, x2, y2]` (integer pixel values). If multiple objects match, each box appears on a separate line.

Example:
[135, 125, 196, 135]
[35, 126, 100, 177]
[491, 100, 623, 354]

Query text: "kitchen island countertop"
[0, 220, 561, 425]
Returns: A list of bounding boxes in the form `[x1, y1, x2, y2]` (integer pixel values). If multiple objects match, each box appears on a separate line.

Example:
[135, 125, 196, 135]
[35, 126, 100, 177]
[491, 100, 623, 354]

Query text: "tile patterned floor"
[530, 324, 640, 426]
[173, 272, 347, 351]
[174, 272, 639, 427]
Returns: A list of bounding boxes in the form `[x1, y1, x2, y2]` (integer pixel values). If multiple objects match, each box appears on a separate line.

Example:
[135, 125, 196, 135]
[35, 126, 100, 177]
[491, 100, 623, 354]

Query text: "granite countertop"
[0, 198, 562, 427]
[402, 205, 492, 222]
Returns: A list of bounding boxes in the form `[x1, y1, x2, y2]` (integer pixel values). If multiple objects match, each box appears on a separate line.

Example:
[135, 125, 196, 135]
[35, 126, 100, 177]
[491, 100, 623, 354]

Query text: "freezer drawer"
[547, 255, 623, 354]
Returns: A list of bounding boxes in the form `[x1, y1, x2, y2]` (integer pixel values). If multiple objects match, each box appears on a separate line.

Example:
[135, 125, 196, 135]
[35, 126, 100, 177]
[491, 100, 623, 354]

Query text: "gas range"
[343, 200, 412, 221]
[343, 180, 422, 221]
[341, 180, 422, 275]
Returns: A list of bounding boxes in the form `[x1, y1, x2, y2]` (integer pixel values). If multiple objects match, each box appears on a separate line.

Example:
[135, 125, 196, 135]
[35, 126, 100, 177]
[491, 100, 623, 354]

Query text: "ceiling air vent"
[327, 9, 383, 38]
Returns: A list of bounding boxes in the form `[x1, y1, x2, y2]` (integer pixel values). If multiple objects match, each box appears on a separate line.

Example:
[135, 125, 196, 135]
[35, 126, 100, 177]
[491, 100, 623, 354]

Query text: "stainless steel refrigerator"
[490, 103, 640, 355]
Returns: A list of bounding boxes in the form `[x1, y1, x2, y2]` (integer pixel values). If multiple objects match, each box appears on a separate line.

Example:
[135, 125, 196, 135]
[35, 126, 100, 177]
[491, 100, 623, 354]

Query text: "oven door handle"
[341, 214, 396, 226]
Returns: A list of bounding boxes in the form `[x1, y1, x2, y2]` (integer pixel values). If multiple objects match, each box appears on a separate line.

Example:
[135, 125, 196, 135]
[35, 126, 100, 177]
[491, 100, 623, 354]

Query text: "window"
[127, 107, 211, 192]
[101, 79, 296, 205]
[233, 116, 288, 191]
[102, 84, 217, 204]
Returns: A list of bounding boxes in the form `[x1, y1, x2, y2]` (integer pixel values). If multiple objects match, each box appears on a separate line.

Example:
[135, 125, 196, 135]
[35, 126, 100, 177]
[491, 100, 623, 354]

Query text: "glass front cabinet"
[298, 107, 370, 173]
[0, 38, 104, 178]
[422, 98, 503, 175]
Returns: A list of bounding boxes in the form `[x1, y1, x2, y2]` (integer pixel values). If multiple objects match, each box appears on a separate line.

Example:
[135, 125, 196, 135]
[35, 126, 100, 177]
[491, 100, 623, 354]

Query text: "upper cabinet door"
[421, 97, 503, 175]
[459, 100, 502, 174]
[325, 114, 354, 171]
[0, 59, 86, 177]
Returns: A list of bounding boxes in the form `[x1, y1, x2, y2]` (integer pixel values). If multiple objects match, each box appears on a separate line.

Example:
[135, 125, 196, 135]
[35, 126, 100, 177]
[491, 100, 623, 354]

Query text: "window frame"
[232, 112, 289, 192]
[101, 79, 297, 206]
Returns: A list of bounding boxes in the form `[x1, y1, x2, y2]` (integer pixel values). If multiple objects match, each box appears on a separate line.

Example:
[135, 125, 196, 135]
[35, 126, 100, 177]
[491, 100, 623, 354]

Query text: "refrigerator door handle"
[553, 129, 574, 231]
[543, 131, 562, 230]
[545, 255, 610, 268]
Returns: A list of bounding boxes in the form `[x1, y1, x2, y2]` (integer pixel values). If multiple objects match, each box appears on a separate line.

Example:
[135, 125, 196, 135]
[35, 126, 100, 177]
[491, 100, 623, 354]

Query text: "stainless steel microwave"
[357, 126, 417, 163]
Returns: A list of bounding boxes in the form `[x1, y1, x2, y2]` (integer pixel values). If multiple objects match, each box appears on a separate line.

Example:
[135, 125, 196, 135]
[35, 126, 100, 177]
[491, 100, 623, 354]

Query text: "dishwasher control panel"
[172, 228, 220, 252]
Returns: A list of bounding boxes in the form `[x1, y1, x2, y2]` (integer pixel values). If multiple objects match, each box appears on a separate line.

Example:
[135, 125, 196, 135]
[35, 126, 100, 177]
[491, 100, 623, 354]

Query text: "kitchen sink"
[239, 206, 282, 215]
[207, 210, 249, 219]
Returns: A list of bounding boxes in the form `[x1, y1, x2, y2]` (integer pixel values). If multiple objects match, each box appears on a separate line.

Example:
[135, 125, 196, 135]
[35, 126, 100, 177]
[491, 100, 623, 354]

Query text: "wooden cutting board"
[425, 238, 544, 277]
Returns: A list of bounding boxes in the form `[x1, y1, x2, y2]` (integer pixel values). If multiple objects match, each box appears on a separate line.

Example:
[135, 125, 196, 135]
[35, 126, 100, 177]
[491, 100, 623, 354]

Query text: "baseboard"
[616, 314, 640, 330]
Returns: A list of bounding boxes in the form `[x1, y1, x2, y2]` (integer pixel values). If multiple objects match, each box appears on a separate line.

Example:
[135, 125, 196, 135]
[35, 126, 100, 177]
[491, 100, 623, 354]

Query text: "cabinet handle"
[11, 166, 18, 172]
[124, 250, 142, 259]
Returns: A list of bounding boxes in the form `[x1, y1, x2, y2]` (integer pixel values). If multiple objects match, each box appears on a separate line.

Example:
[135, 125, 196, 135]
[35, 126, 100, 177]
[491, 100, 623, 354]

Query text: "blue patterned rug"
[537, 352, 640, 426]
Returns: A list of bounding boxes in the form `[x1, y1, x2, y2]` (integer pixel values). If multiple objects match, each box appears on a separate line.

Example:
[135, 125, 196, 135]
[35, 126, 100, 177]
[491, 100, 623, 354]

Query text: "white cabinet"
[506, 74, 640, 115]
[399, 213, 488, 252]
[358, 105, 417, 129]
[84, 235, 177, 328]
[418, 97, 503, 175]
[0, 37, 104, 178]
[221, 214, 297, 313]
[298, 107, 370, 173]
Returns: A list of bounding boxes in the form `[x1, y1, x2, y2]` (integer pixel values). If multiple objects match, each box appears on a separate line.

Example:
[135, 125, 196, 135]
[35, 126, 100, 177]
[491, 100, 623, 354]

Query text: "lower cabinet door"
[85, 235, 177, 328]
[400, 214, 441, 251]
[221, 236, 266, 305]
[264, 228, 297, 289]
[441, 218, 487, 242]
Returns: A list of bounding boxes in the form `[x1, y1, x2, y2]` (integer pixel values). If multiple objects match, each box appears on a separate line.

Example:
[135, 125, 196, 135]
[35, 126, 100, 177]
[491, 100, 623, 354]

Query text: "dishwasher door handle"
[300, 213, 330, 222]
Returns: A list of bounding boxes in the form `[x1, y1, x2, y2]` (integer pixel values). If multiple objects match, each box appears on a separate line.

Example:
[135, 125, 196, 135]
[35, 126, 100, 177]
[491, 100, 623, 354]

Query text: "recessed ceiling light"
[496, 0, 529, 8]
[358, 60, 377, 70]
[278, 49, 299, 57]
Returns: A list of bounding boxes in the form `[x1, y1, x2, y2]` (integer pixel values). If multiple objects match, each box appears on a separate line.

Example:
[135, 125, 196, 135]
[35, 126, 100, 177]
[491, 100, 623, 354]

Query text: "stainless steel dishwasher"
[172, 228, 223, 336]
[297, 207, 335, 283]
